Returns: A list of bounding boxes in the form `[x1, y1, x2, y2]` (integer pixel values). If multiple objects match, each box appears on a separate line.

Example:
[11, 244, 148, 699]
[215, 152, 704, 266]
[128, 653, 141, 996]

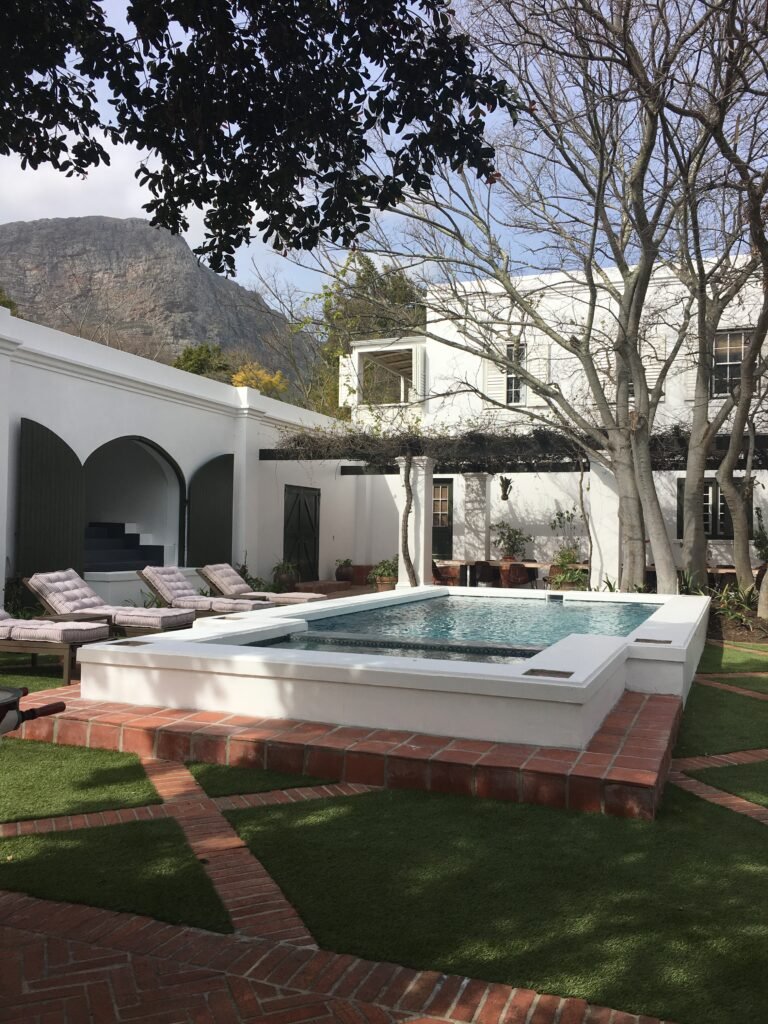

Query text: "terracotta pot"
[375, 577, 397, 592]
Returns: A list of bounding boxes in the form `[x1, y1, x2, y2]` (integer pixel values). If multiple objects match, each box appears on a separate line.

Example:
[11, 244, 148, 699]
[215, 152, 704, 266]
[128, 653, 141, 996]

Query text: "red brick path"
[0, 758, 673, 1023]
[0, 890, 673, 1023]
[17, 686, 682, 820]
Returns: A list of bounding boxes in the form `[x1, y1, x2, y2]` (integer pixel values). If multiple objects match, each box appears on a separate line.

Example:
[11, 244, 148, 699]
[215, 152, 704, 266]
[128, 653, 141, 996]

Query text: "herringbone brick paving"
[0, 759, 674, 1023]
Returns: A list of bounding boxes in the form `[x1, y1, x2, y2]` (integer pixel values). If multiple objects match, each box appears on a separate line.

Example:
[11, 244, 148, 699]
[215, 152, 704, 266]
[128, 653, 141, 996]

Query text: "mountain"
[0, 216, 298, 371]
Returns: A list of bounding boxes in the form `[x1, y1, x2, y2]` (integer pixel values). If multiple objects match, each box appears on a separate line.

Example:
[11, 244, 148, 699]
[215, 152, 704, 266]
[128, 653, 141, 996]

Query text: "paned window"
[432, 483, 450, 527]
[676, 478, 752, 539]
[712, 331, 748, 397]
[506, 342, 525, 405]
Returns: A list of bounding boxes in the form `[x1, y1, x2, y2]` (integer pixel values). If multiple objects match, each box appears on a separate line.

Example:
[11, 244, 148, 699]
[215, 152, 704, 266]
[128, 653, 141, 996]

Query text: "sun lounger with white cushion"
[139, 565, 278, 615]
[0, 607, 110, 684]
[25, 569, 195, 634]
[199, 563, 328, 604]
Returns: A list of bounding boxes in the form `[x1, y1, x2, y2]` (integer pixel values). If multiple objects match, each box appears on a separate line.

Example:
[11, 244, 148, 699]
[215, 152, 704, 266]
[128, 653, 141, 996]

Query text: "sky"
[0, 141, 327, 300]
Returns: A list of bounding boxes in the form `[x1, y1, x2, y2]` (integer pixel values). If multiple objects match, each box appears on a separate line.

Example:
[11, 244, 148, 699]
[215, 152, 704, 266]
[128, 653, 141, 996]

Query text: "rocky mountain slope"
[0, 216, 295, 369]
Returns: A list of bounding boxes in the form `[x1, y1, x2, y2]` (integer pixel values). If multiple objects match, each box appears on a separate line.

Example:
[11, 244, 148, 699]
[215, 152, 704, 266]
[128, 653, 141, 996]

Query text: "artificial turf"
[673, 682, 768, 757]
[0, 651, 65, 693]
[689, 759, 768, 809]
[227, 786, 768, 1024]
[0, 818, 232, 932]
[705, 673, 768, 695]
[186, 760, 337, 797]
[0, 739, 160, 822]
[696, 642, 768, 675]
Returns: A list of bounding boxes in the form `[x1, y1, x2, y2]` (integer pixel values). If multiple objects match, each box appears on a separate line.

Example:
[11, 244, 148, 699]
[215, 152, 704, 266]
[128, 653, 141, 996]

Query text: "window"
[506, 342, 525, 405]
[360, 349, 412, 404]
[712, 330, 749, 397]
[676, 478, 752, 539]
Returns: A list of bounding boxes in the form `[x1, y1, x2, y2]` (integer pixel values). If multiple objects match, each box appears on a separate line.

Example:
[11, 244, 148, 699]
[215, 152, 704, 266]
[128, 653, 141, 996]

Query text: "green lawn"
[0, 739, 160, 822]
[0, 818, 232, 932]
[0, 651, 65, 692]
[689, 760, 768, 809]
[697, 642, 768, 675]
[674, 683, 768, 757]
[227, 786, 767, 1024]
[187, 760, 337, 797]
[705, 674, 768, 695]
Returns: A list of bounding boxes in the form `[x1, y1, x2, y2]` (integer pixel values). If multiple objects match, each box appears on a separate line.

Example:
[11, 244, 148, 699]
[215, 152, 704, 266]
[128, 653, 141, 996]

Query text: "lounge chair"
[25, 569, 196, 635]
[139, 565, 278, 615]
[0, 607, 110, 684]
[199, 563, 328, 605]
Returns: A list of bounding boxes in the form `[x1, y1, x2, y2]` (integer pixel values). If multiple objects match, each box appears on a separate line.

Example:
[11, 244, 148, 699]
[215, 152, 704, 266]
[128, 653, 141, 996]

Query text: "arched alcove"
[83, 437, 186, 569]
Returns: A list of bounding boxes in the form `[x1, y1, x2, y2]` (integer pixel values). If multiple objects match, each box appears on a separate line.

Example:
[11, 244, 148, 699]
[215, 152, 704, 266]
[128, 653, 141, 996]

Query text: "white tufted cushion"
[27, 569, 106, 614]
[270, 593, 328, 603]
[10, 620, 110, 643]
[202, 563, 252, 597]
[111, 607, 194, 629]
[140, 566, 198, 604]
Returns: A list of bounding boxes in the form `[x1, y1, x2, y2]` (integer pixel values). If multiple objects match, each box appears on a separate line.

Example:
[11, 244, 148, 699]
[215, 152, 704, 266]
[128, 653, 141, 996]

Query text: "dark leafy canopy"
[1, 1, 517, 272]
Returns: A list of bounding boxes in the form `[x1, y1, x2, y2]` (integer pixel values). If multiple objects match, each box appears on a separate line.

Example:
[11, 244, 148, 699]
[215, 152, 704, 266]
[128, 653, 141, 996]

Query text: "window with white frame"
[676, 478, 753, 539]
[712, 330, 749, 397]
[360, 349, 413, 404]
[506, 342, 525, 405]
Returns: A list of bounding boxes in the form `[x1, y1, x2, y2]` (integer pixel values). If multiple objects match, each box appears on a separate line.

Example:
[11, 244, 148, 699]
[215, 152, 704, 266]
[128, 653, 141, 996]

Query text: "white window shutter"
[526, 343, 549, 407]
[484, 348, 507, 404]
[408, 346, 426, 402]
[641, 338, 666, 397]
[338, 354, 357, 407]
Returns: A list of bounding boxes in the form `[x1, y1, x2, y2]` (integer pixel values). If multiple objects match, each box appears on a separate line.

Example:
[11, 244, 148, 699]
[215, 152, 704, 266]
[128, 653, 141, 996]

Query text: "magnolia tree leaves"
[2, 0, 517, 271]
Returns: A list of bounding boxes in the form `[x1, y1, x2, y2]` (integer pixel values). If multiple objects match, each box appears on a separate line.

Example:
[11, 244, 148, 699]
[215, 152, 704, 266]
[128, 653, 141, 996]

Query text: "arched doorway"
[83, 437, 185, 570]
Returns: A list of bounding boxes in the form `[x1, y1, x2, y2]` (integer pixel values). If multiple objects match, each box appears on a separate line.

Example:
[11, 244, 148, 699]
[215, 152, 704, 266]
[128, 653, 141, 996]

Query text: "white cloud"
[0, 140, 327, 295]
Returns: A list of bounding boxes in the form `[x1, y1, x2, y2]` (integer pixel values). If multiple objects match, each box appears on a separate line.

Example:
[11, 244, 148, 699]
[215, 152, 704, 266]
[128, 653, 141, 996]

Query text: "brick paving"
[694, 675, 768, 700]
[668, 673, 768, 825]
[17, 686, 683, 819]
[0, 757, 675, 1024]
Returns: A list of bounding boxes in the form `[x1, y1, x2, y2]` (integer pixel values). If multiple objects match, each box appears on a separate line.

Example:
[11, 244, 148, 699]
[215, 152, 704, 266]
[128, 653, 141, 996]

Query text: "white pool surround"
[78, 588, 710, 750]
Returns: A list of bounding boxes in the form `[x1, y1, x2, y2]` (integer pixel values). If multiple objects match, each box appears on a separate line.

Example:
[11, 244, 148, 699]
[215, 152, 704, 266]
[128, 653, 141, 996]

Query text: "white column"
[232, 391, 265, 570]
[462, 473, 491, 561]
[588, 461, 620, 589]
[395, 456, 434, 587]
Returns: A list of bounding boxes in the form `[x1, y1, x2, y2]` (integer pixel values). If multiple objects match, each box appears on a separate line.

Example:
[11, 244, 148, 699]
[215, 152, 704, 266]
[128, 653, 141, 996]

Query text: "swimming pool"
[79, 587, 711, 748]
[302, 596, 654, 647]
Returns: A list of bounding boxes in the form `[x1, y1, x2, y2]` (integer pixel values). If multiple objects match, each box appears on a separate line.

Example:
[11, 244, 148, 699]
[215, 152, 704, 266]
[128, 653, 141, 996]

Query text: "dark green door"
[16, 419, 85, 577]
[283, 485, 320, 582]
[432, 478, 453, 559]
[187, 454, 234, 566]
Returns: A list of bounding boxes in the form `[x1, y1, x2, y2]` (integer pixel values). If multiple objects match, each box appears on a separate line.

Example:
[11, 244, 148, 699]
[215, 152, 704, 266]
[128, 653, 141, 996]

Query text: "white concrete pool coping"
[78, 588, 710, 749]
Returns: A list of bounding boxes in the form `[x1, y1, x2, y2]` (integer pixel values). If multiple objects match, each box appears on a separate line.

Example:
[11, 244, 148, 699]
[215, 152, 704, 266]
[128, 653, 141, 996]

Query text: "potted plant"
[548, 547, 588, 591]
[335, 557, 353, 582]
[491, 521, 532, 561]
[367, 556, 399, 591]
[272, 560, 299, 592]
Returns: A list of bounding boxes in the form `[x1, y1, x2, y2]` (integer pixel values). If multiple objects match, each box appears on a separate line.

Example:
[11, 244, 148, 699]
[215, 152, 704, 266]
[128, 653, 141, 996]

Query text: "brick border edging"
[19, 687, 683, 819]
[0, 890, 673, 1024]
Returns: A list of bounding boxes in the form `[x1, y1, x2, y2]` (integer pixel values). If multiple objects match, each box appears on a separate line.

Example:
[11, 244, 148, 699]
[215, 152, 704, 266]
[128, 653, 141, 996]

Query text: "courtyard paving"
[2, 638, 767, 1022]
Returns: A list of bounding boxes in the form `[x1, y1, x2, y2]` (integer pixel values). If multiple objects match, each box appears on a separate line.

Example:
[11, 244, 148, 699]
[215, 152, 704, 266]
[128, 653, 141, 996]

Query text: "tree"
[231, 361, 288, 399]
[2, 0, 517, 272]
[172, 342, 232, 382]
[251, 254, 425, 417]
[0, 285, 17, 315]
[311, 0, 768, 595]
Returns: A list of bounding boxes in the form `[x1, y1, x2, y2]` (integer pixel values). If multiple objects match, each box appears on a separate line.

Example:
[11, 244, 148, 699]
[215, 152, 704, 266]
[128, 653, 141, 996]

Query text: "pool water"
[261, 634, 528, 664]
[306, 596, 656, 648]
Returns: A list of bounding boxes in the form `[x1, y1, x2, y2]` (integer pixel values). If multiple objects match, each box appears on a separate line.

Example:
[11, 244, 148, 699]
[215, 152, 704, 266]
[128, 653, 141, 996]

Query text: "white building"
[0, 307, 402, 607]
[339, 267, 766, 584]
